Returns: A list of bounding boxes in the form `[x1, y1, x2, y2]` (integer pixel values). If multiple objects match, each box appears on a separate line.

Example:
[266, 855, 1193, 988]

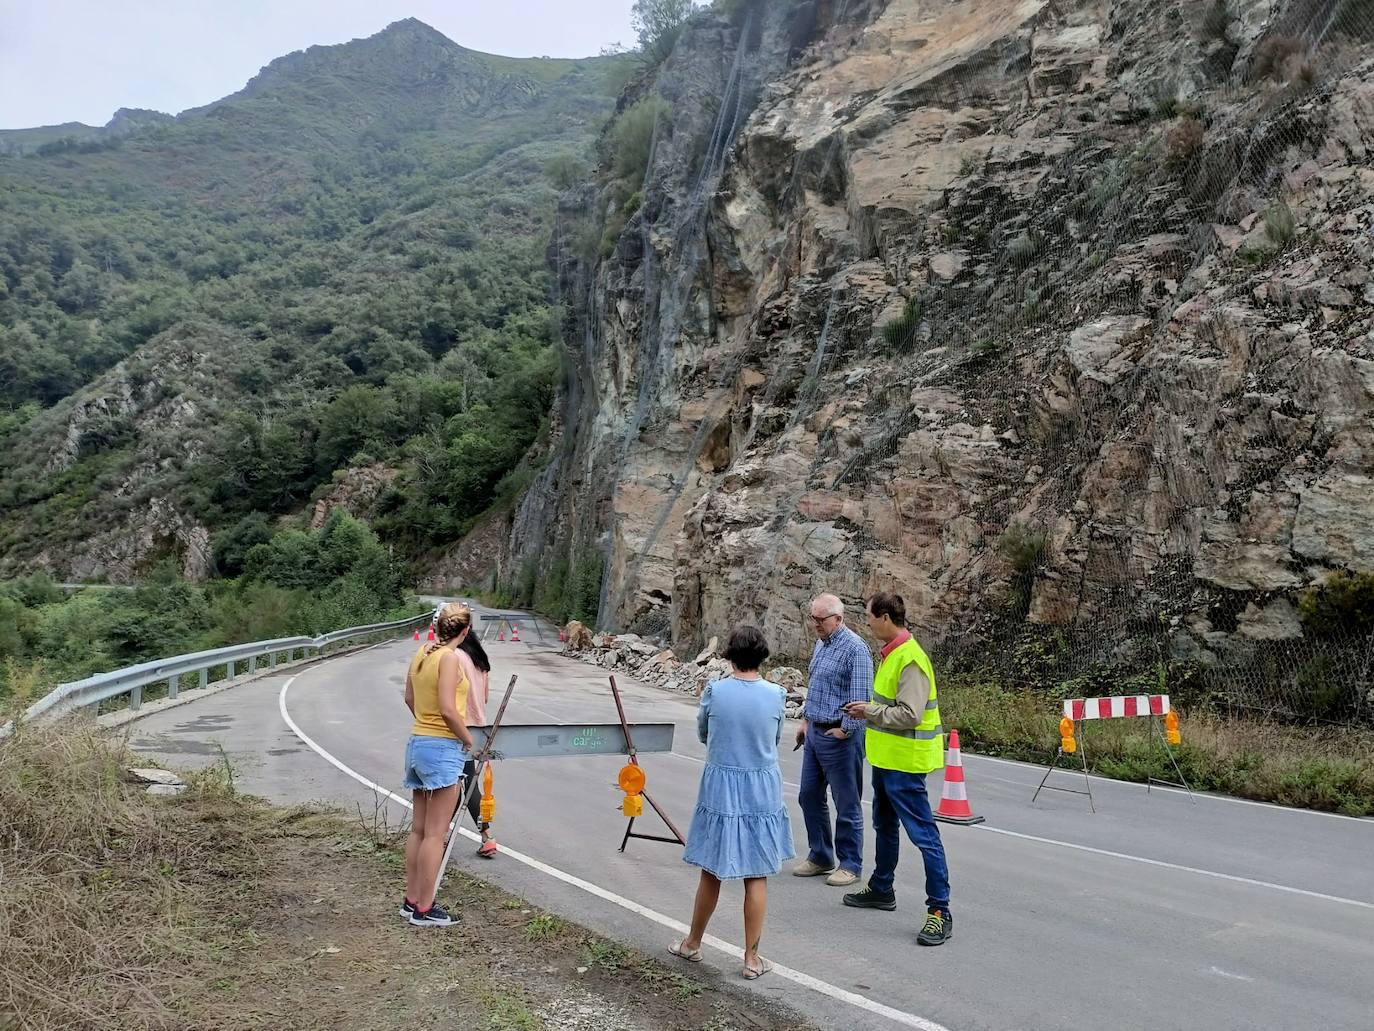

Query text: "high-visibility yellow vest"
[865, 638, 944, 774]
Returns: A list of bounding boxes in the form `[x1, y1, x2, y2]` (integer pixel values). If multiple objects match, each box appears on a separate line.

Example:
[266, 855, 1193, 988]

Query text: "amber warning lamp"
[1059, 716, 1077, 754]
[618, 763, 645, 817]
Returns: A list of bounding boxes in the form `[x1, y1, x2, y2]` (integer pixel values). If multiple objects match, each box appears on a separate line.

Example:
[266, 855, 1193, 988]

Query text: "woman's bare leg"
[743, 877, 768, 968]
[681, 870, 722, 951]
[414, 782, 459, 911]
[405, 790, 430, 904]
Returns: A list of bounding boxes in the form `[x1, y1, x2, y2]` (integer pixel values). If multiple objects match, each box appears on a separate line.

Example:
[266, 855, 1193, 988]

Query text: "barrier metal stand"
[609, 675, 687, 852]
[431, 675, 680, 896]
[1145, 716, 1195, 801]
[433, 674, 519, 900]
[1031, 719, 1095, 813]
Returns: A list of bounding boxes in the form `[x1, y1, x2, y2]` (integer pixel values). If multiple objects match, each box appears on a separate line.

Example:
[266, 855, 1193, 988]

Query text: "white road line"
[339, 652, 1374, 909]
[972, 826, 1374, 911]
[278, 673, 951, 1031]
[677, 758, 1374, 912]
[962, 753, 1374, 824]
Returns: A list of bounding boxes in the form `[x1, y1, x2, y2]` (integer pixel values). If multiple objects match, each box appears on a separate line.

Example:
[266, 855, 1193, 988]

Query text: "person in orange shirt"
[400, 602, 475, 927]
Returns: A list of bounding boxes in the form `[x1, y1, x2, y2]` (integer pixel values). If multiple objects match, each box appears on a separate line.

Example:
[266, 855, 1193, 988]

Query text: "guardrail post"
[167, 676, 178, 701]
[226, 659, 235, 682]
[268, 651, 276, 669]
[130, 684, 143, 710]
[248, 655, 256, 674]
[199, 668, 209, 691]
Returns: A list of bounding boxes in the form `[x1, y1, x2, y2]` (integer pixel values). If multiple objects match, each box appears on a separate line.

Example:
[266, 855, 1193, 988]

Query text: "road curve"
[129, 613, 1374, 1031]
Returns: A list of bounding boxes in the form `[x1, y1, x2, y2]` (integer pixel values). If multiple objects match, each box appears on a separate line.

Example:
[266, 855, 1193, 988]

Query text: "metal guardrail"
[0, 610, 432, 740]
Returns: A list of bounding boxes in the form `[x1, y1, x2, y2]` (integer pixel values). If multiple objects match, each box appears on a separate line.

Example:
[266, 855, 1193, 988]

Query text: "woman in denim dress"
[669, 625, 794, 979]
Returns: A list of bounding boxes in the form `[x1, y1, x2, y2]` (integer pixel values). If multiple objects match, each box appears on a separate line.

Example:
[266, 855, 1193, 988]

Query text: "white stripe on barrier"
[1064, 694, 1172, 720]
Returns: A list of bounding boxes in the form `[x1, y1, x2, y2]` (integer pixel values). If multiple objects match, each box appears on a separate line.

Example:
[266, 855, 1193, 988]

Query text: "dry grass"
[0, 723, 813, 1031]
[941, 677, 1374, 815]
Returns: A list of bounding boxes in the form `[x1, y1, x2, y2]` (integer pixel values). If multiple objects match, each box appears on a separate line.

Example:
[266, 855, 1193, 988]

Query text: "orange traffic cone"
[510, 623, 521, 643]
[558, 626, 566, 642]
[933, 729, 984, 825]
[413, 628, 420, 641]
[426, 626, 436, 642]
[497, 626, 505, 642]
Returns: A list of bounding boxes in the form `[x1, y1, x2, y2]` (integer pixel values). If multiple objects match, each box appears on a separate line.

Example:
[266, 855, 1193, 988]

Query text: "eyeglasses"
[809, 613, 839, 626]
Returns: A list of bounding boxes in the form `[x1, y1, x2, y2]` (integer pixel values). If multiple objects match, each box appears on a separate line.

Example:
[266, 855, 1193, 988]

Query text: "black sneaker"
[917, 909, 952, 946]
[398, 899, 416, 918]
[842, 886, 897, 911]
[408, 903, 457, 928]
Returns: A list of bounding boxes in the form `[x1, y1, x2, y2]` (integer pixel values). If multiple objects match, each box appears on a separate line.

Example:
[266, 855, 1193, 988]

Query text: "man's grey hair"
[811, 593, 844, 618]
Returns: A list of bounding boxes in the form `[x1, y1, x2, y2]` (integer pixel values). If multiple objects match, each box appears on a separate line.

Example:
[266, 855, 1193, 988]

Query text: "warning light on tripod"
[1059, 716, 1077, 754]
[618, 763, 645, 817]
[1165, 710, 1181, 745]
[479, 763, 495, 823]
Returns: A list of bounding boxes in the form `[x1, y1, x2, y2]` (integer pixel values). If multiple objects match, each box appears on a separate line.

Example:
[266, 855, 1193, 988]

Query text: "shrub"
[1198, 0, 1232, 42]
[1263, 199, 1296, 249]
[632, 0, 698, 67]
[544, 153, 587, 190]
[611, 97, 668, 186]
[1249, 34, 1309, 83]
[998, 523, 1046, 575]
[1006, 232, 1039, 265]
[1299, 571, 1374, 639]
[880, 296, 923, 351]
[1165, 116, 1206, 168]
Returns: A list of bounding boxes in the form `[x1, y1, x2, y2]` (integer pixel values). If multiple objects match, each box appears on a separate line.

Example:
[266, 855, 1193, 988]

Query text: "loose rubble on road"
[561, 621, 807, 719]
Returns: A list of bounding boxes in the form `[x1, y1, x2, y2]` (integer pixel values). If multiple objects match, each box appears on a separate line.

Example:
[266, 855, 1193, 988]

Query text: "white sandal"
[667, 939, 703, 962]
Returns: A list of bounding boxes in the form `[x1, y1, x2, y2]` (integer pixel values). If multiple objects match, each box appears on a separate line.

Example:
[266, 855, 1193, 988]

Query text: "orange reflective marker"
[1059, 716, 1077, 754]
[479, 763, 495, 823]
[1165, 710, 1181, 746]
[618, 764, 646, 818]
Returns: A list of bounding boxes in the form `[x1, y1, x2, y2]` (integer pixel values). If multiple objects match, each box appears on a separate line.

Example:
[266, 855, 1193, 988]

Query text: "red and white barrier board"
[1063, 695, 1170, 721]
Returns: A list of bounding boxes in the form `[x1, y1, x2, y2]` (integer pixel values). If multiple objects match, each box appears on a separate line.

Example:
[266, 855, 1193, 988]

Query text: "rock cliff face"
[511, 0, 1374, 670]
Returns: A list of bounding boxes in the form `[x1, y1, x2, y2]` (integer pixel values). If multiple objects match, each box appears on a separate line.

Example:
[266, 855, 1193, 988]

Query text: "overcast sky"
[0, 0, 637, 129]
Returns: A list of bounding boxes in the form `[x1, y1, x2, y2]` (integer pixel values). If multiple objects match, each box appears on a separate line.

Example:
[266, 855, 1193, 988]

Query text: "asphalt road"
[128, 611, 1374, 1031]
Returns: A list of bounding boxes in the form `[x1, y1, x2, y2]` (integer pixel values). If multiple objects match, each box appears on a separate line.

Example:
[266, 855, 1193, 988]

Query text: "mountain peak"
[373, 18, 460, 46]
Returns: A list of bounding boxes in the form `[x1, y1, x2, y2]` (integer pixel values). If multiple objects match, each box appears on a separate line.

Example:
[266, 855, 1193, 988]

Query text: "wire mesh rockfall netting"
[585, 2, 1374, 728]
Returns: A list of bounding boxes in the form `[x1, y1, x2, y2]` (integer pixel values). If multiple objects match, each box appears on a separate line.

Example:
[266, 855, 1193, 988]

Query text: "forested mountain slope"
[0, 18, 624, 581]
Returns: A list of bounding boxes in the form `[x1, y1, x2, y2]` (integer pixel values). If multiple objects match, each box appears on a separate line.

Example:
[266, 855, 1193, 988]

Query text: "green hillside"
[0, 19, 625, 576]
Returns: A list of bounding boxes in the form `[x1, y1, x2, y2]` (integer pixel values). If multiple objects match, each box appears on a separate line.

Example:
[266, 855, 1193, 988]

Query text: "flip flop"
[667, 940, 703, 963]
[742, 957, 773, 980]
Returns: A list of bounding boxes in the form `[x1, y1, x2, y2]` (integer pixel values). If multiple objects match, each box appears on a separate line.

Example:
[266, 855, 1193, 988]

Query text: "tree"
[631, 0, 698, 65]
[545, 153, 588, 190]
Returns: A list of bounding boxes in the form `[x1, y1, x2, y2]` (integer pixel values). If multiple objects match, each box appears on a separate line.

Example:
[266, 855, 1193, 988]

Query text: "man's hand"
[841, 700, 869, 720]
[824, 727, 849, 739]
[794, 722, 806, 748]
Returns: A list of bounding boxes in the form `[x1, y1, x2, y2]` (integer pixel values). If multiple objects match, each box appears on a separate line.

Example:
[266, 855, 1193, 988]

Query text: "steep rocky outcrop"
[507, 0, 1374, 682]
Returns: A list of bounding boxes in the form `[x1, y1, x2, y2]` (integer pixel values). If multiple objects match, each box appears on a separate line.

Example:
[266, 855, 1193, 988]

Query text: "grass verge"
[0, 723, 813, 1031]
[941, 677, 1374, 815]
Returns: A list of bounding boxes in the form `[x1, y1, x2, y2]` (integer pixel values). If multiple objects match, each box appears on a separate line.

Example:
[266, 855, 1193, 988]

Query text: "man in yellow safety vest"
[841, 591, 952, 946]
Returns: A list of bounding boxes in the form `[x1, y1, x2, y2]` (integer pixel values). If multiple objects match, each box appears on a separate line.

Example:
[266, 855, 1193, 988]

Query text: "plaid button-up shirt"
[805, 624, 875, 735]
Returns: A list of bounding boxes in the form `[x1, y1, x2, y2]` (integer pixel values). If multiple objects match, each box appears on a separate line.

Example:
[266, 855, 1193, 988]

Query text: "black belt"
[810, 720, 842, 730]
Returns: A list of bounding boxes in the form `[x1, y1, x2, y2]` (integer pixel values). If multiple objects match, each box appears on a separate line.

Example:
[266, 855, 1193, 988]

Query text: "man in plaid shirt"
[791, 593, 874, 887]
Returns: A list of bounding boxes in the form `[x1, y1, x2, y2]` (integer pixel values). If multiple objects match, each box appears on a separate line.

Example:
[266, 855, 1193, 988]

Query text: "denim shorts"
[402, 734, 467, 791]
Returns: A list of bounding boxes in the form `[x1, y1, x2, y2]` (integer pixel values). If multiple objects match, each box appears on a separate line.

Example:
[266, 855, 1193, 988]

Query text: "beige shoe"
[826, 869, 860, 887]
[791, 859, 836, 877]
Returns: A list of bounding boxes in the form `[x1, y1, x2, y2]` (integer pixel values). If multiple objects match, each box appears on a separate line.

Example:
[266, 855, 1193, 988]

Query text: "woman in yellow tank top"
[400, 602, 474, 927]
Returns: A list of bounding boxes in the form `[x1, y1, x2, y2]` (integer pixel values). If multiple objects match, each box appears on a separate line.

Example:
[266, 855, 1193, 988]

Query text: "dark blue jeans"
[798, 724, 864, 874]
[869, 766, 951, 913]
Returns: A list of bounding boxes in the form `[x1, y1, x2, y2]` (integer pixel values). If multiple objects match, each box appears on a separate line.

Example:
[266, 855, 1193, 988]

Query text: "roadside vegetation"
[0, 722, 811, 1031]
[940, 677, 1374, 815]
[0, 512, 409, 704]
